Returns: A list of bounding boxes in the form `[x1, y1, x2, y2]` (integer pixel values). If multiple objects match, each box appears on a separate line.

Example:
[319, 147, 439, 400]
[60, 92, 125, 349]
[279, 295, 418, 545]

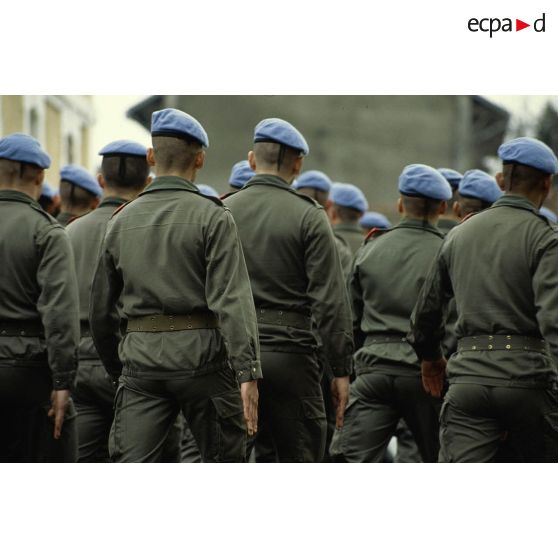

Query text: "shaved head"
[152, 136, 203, 174]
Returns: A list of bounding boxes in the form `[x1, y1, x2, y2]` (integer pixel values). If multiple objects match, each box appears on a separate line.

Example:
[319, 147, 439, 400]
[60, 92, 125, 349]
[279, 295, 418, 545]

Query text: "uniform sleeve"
[533, 236, 558, 362]
[205, 208, 262, 384]
[36, 225, 80, 390]
[348, 252, 365, 351]
[408, 244, 453, 361]
[303, 207, 355, 377]
[89, 230, 123, 379]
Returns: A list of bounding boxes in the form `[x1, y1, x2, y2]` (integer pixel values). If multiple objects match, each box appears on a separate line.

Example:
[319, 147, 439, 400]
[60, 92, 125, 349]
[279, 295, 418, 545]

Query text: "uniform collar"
[491, 194, 539, 213]
[0, 189, 37, 204]
[244, 174, 292, 191]
[333, 223, 363, 234]
[99, 196, 129, 208]
[139, 176, 199, 195]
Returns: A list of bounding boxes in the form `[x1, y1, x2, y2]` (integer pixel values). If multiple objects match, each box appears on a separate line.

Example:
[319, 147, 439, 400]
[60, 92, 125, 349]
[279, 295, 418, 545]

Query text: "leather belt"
[126, 313, 218, 333]
[256, 308, 312, 330]
[0, 320, 44, 337]
[458, 335, 548, 353]
[365, 334, 408, 345]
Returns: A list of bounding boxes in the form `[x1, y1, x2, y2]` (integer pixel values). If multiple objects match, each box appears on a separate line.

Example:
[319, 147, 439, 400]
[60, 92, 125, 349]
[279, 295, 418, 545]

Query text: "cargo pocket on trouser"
[108, 383, 125, 462]
[295, 396, 327, 463]
[209, 390, 246, 463]
[542, 411, 558, 462]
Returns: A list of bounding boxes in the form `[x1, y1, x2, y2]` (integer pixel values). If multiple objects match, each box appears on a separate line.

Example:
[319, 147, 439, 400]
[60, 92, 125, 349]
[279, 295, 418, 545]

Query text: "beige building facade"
[0, 95, 95, 185]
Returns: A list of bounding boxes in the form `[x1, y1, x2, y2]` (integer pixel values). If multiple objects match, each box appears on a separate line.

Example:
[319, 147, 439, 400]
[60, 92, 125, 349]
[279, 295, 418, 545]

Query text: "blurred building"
[0, 95, 95, 184]
[127, 95, 509, 213]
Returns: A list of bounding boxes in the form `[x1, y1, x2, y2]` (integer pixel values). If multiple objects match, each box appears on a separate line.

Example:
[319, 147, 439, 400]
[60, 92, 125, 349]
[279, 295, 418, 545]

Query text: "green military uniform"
[225, 174, 354, 462]
[436, 218, 458, 235]
[56, 211, 78, 227]
[90, 176, 262, 462]
[332, 222, 365, 255]
[66, 196, 127, 462]
[330, 218, 445, 462]
[0, 190, 79, 462]
[410, 194, 558, 462]
[334, 235, 354, 277]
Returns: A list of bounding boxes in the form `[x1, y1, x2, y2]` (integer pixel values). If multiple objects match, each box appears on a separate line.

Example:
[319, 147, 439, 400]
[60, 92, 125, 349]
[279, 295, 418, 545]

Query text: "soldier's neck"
[103, 187, 142, 202]
[154, 167, 197, 183]
[0, 183, 40, 200]
[505, 189, 546, 209]
[254, 169, 294, 184]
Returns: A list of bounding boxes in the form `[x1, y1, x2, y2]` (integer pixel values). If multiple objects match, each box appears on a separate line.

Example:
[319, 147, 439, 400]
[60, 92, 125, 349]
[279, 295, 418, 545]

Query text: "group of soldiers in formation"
[2, 105, 558, 463]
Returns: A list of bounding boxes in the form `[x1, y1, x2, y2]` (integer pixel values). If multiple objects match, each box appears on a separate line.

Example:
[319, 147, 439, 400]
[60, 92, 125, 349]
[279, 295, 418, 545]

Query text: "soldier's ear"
[146, 148, 156, 167]
[97, 173, 106, 190]
[194, 150, 205, 171]
[397, 197, 403, 214]
[453, 201, 461, 218]
[248, 151, 256, 171]
[293, 156, 303, 177]
[439, 201, 447, 215]
[542, 175, 552, 199]
[495, 171, 505, 191]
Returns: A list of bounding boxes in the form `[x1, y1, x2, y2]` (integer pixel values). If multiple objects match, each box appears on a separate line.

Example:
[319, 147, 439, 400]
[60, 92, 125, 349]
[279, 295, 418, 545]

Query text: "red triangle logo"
[516, 19, 530, 31]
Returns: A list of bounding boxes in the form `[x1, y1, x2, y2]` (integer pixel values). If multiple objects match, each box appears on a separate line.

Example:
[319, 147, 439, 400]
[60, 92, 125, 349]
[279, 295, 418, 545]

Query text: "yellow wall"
[45, 101, 62, 185]
[1, 96, 24, 134]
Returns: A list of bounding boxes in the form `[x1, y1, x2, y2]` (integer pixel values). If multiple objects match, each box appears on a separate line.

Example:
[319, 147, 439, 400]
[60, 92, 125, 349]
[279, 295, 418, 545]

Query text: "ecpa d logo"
[468, 13, 546, 37]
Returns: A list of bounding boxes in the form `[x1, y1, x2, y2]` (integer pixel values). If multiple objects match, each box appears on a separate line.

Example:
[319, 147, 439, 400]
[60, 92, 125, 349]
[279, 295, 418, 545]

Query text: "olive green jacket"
[333, 223, 365, 255]
[0, 190, 79, 389]
[410, 195, 558, 387]
[350, 218, 445, 375]
[89, 176, 262, 384]
[57, 211, 78, 227]
[335, 235, 354, 279]
[225, 174, 354, 377]
[437, 218, 458, 236]
[66, 196, 127, 361]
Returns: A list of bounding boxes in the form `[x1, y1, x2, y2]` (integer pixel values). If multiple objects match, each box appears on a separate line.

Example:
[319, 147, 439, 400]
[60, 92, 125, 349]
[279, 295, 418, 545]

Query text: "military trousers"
[74, 360, 184, 462]
[251, 350, 327, 463]
[330, 371, 440, 463]
[440, 383, 558, 463]
[0, 365, 77, 462]
[109, 366, 246, 463]
[74, 361, 116, 462]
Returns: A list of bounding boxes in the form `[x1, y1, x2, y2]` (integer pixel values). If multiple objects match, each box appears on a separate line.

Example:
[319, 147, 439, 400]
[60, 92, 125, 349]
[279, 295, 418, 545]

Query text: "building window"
[29, 107, 39, 138]
[66, 134, 75, 164]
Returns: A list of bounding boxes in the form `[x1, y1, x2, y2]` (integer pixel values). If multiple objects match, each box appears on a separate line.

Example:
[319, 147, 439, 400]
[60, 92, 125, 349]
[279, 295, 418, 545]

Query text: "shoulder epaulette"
[364, 227, 390, 244]
[30, 202, 59, 225]
[111, 201, 131, 218]
[291, 189, 321, 207]
[220, 190, 239, 201]
[193, 191, 224, 207]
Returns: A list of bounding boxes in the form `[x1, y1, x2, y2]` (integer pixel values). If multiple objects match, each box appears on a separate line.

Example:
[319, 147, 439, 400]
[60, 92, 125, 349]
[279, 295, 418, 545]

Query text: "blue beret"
[540, 206, 558, 223]
[331, 183, 369, 213]
[151, 109, 209, 148]
[437, 168, 463, 188]
[60, 164, 103, 198]
[41, 182, 58, 200]
[229, 160, 255, 188]
[0, 133, 51, 169]
[197, 184, 219, 198]
[399, 164, 453, 201]
[458, 170, 502, 204]
[498, 137, 558, 175]
[254, 118, 309, 155]
[293, 170, 332, 193]
[99, 140, 147, 158]
[360, 211, 391, 230]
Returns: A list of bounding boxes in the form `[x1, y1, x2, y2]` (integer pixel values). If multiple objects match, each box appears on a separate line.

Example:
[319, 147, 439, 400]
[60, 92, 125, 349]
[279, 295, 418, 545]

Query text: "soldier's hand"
[47, 389, 70, 439]
[421, 358, 447, 398]
[331, 376, 350, 428]
[240, 381, 259, 436]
